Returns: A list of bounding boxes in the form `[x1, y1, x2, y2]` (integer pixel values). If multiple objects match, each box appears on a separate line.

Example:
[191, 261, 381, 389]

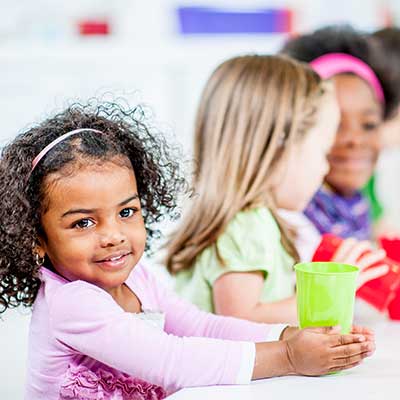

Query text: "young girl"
[0, 101, 374, 400]
[166, 54, 387, 325]
[281, 25, 399, 245]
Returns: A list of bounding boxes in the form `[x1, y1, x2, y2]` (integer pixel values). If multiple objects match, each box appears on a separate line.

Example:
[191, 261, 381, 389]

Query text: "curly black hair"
[0, 100, 188, 314]
[281, 25, 400, 119]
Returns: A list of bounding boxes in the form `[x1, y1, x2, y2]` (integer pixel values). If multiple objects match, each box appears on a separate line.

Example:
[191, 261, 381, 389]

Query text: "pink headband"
[309, 53, 385, 104]
[31, 128, 103, 173]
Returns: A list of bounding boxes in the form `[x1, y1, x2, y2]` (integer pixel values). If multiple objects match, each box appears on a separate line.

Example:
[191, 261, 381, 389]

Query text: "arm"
[50, 282, 256, 393]
[213, 271, 298, 324]
[253, 326, 374, 378]
[143, 267, 287, 342]
[50, 282, 374, 394]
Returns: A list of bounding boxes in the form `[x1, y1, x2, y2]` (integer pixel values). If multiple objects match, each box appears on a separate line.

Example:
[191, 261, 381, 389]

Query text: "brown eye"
[72, 219, 94, 229]
[120, 208, 136, 218]
[362, 122, 378, 132]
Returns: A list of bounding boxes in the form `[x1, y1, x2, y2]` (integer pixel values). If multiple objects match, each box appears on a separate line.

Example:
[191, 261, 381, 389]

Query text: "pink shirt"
[25, 264, 286, 399]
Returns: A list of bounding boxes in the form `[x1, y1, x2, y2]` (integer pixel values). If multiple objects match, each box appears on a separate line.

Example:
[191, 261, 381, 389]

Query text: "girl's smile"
[94, 250, 133, 270]
[328, 153, 375, 171]
[37, 158, 147, 295]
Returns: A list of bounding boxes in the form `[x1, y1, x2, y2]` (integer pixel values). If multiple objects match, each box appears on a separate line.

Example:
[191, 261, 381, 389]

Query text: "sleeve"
[49, 282, 257, 394]
[142, 266, 288, 343]
[202, 208, 278, 285]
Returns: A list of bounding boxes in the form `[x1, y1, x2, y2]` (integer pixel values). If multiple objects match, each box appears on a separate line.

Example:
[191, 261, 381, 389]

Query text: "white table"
[167, 310, 400, 399]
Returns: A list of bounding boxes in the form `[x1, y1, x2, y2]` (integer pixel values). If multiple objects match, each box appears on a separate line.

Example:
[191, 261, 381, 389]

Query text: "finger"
[332, 238, 357, 262]
[332, 341, 373, 358]
[351, 326, 375, 342]
[357, 249, 386, 270]
[329, 333, 366, 347]
[351, 325, 374, 336]
[357, 265, 389, 288]
[328, 361, 361, 373]
[331, 349, 372, 368]
[342, 241, 372, 265]
[306, 326, 341, 335]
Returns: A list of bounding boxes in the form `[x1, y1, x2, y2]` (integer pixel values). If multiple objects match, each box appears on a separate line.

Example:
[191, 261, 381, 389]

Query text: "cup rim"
[294, 261, 359, 275]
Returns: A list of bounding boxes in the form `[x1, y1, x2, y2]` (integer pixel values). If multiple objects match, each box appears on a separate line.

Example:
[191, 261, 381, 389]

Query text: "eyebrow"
[61, 194, 139, 218]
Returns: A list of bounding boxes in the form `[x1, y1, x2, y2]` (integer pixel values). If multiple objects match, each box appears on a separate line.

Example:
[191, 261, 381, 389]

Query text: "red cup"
[379, 237, 400, 263]
[388, 288, 400, 320]
[312, 234, 400, 313]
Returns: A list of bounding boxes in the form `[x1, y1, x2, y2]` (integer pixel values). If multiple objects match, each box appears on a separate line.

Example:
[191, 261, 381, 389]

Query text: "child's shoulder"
[39, 267, 113, 313]
[228, 206, 279, 237]
[210, 206, 281, 261]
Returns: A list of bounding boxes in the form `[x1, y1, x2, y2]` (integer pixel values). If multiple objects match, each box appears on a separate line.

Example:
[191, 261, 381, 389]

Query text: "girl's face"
[275, 85, 340, 211]
[326, 74, 383, 196]
[37, 160, 146, 294]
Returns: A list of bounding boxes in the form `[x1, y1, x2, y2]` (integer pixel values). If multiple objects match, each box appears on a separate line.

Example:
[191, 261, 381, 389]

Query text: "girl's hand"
[284, 326, 375, 375]
[280, 326, 299, 340]
[350, 325, 375, 343]
[331, 238, 389, 289]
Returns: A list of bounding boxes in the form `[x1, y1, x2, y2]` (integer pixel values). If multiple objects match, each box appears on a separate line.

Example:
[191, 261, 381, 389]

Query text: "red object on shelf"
[78, 20, 110, 35]
[312, 234, 400, 314]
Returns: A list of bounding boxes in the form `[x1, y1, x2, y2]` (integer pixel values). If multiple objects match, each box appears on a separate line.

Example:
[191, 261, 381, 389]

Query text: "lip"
[95, 251, 132, 269]
[328, 155, 373, 170]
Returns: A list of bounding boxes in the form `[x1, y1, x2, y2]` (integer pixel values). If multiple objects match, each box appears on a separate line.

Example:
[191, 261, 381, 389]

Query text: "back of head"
[167, 54, 324, 273]
[281, 25, 399, 118]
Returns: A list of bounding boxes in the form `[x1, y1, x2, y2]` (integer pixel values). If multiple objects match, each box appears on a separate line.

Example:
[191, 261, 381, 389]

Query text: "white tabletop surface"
[167, 303, 400, 399]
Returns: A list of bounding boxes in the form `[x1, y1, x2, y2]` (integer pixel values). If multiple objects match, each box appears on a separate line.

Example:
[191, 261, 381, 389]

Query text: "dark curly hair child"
[0, 100, 185, 314]
[280, 25, 399, 245]
[0, 99, 375, 399]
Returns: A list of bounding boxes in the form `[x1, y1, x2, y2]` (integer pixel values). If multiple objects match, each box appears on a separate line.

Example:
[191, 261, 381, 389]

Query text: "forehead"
[44, 162, 138, 212]
[333, 74, 382, 116]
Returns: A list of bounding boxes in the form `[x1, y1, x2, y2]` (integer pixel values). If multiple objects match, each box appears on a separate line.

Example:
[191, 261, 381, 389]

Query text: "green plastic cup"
[295, 262, 359, 334]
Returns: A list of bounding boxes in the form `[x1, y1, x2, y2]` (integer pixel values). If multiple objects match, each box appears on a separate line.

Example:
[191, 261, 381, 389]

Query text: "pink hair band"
[310, 53, 385, 104]
[31, 128, 103, 173]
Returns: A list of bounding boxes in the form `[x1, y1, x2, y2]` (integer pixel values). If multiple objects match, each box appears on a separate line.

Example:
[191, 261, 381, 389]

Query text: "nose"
[337, 124, 365, 148]
[98, 222, 126, 248]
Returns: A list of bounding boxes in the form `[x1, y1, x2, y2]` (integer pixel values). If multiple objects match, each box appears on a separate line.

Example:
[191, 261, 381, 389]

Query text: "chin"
[283, 200, 308, 212]
[327, 175, 371, 195]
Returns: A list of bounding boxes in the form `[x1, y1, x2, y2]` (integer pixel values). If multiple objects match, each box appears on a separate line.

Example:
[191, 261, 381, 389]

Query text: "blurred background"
[1, 0, 400, 397]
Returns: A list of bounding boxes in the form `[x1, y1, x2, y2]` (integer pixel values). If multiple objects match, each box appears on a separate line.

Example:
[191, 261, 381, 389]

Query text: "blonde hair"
[166, 54, 324, 273]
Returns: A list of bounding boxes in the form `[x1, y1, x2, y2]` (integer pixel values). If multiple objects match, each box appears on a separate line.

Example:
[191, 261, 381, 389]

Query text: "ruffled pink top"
[24, 264, 286, 399]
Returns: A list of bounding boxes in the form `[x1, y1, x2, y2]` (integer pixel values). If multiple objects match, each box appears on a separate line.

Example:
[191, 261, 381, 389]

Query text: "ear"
[34, 236, 47, 258]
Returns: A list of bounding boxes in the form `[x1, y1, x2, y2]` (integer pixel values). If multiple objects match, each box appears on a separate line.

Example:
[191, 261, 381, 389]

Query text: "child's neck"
[109, 283, 142, 314]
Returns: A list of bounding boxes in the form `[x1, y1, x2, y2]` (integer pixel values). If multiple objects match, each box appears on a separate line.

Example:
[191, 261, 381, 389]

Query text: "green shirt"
[362, 174, 384, 222]
[174, 207, 295, 313]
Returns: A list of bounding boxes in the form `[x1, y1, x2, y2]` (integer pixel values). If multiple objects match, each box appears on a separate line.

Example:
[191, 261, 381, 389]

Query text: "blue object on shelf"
[177, 6, 292, 35]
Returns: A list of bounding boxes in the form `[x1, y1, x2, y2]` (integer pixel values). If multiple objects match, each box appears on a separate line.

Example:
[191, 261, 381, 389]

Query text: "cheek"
[370, 137, 382, 156]
[56, 235, 95, 259]
[127, 218, 147, 248]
